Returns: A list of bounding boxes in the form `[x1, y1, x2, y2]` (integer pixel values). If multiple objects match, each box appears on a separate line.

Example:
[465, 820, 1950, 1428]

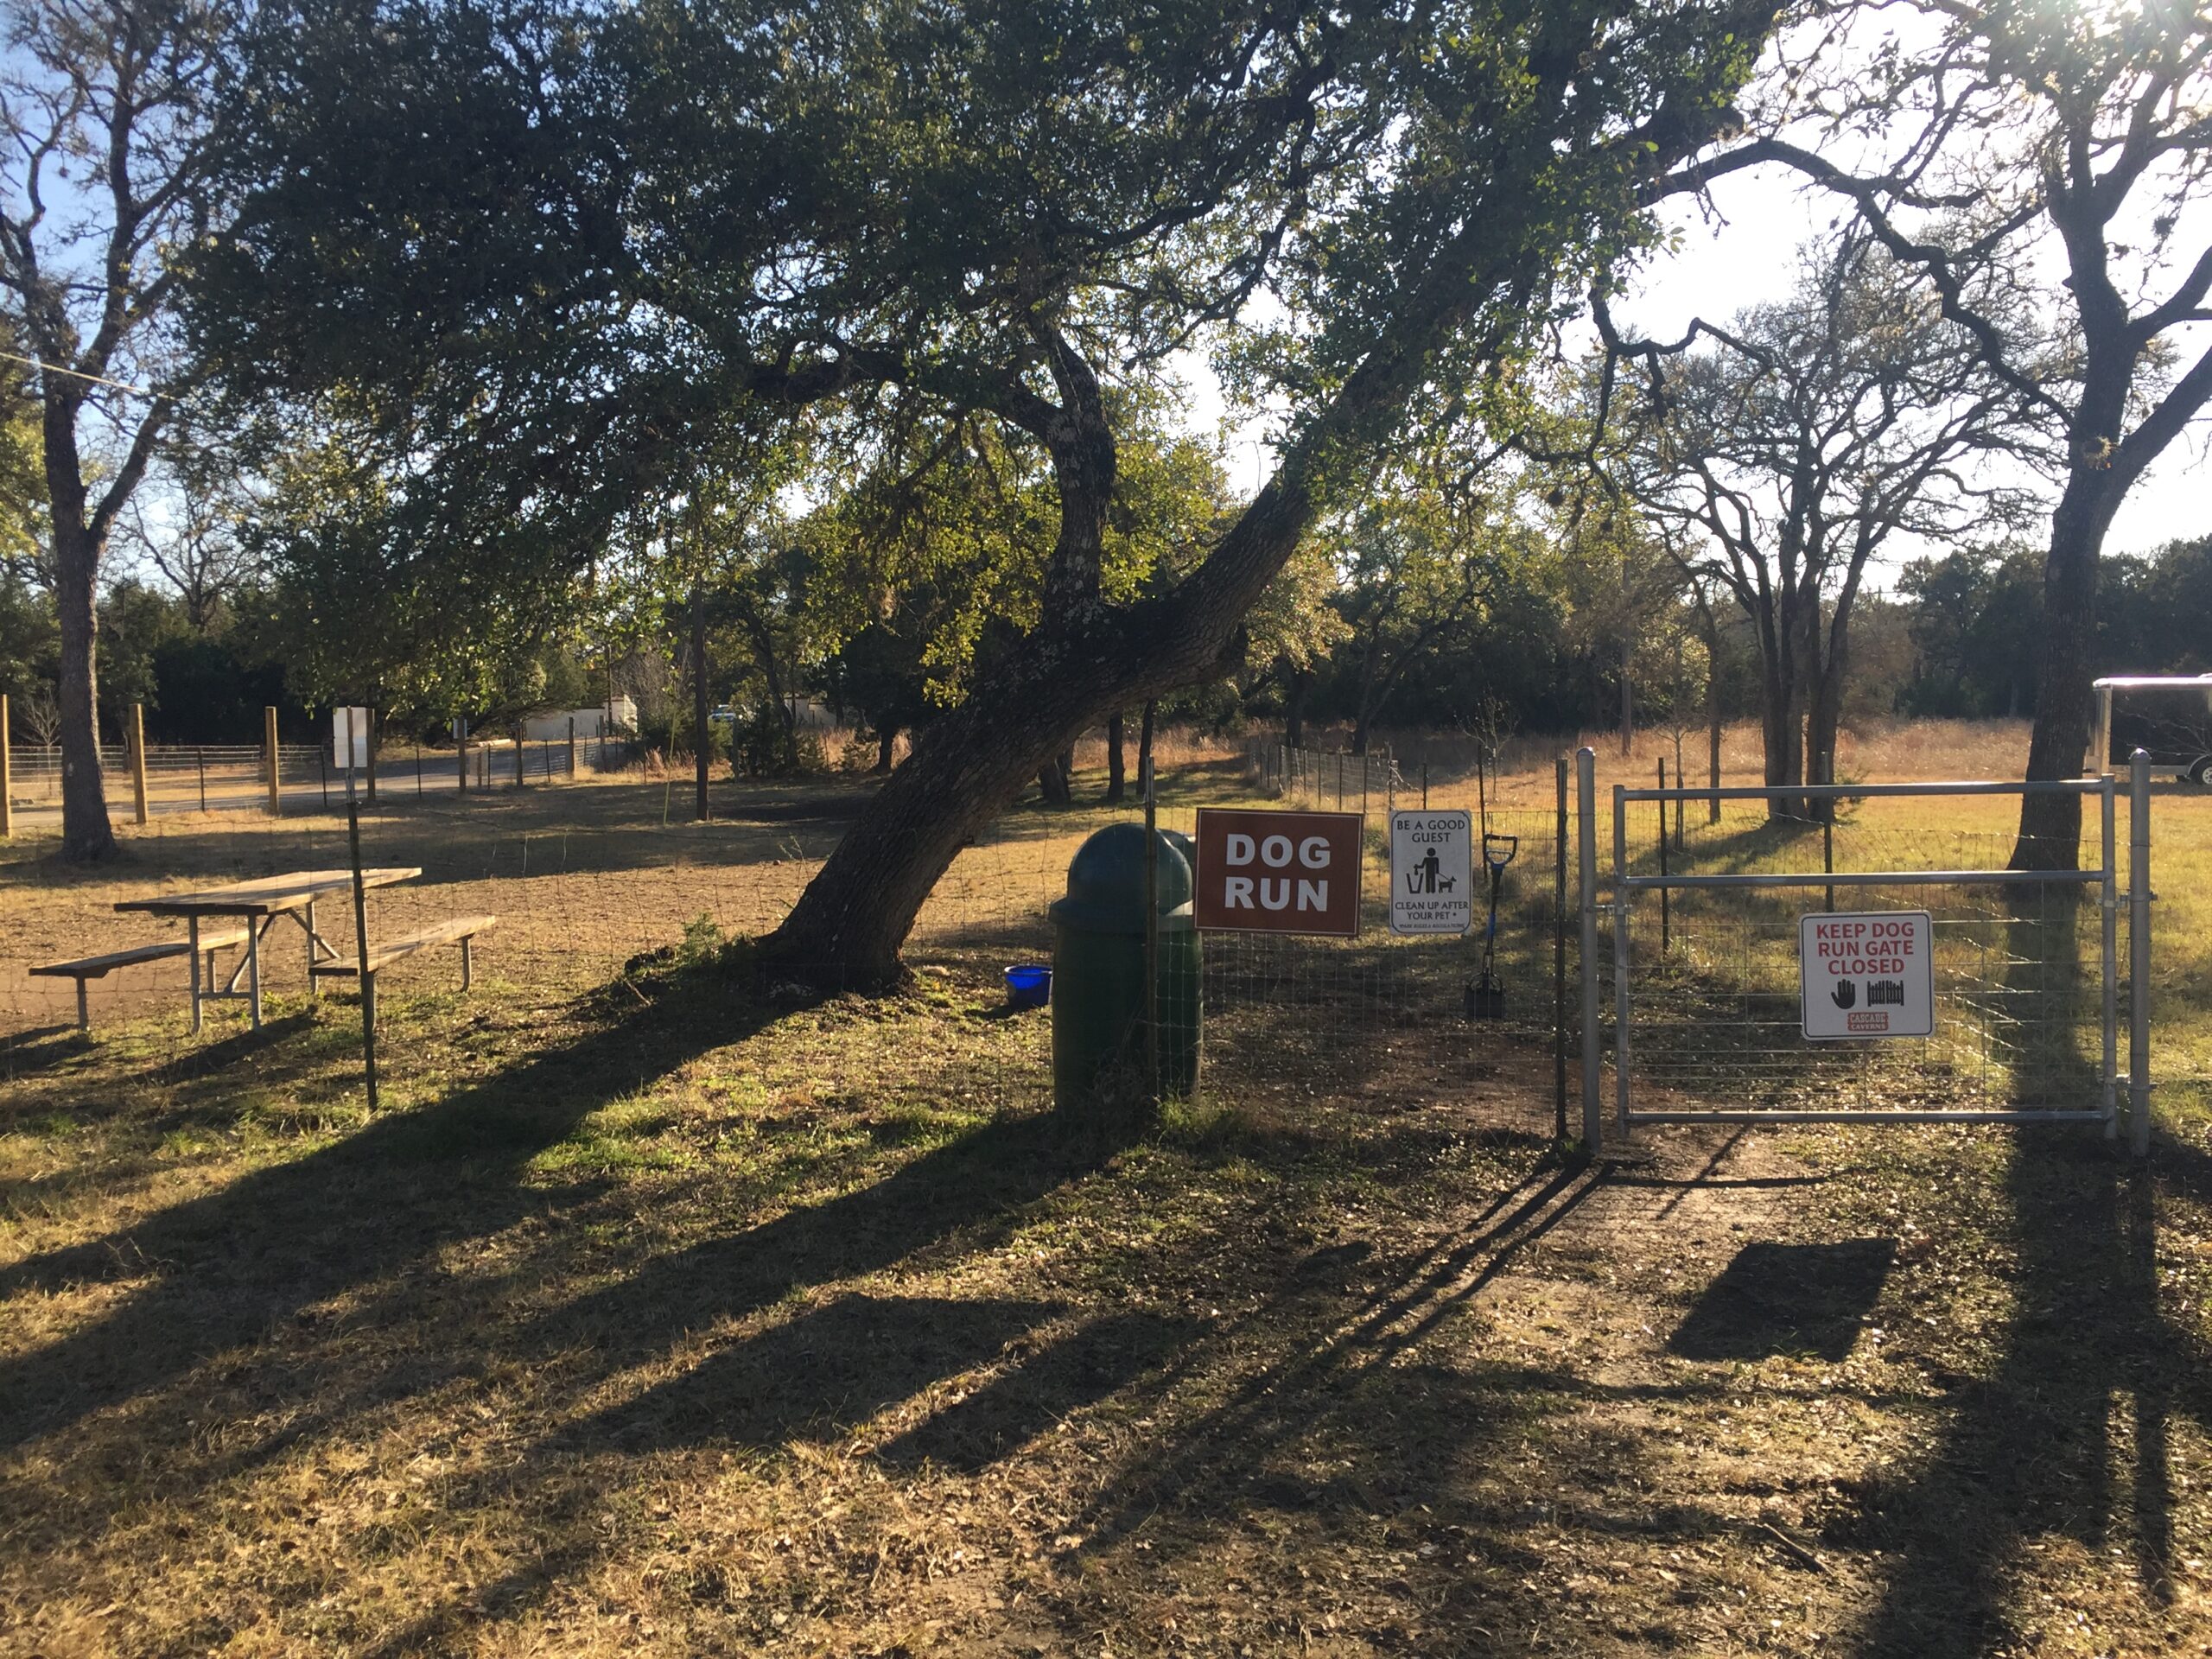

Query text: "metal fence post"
[1656, 757, 1669, 956]
[1577, 747, 1601, 1147]
[2130, 749, 2152, 1157]
[2101, 773, 2119, 1139]
[1612, 781, 1631, 1140]
[0, 692, 11, 838]
[569, 716, 578, 779]
[197, 747, 207, 813]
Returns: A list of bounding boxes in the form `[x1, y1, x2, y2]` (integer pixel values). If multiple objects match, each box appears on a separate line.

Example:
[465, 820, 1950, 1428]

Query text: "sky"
[1185, 155, 2209, 584]
[1624, 164, 2211, 569]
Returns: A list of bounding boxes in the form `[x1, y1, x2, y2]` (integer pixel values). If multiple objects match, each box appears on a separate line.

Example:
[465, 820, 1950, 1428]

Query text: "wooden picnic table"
[116, 868, 422, 1031]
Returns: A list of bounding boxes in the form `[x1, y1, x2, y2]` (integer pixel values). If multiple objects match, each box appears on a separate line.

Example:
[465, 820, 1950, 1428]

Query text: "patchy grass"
[3, 727, 2212, 1654]
[4, 938, 2212, 1654]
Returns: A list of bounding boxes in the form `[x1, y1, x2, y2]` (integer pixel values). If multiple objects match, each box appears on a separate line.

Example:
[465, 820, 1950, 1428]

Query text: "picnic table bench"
[31, 928, 250, 1033]
[116, 868, 422, 1031]
[311, 914, 496, 1035]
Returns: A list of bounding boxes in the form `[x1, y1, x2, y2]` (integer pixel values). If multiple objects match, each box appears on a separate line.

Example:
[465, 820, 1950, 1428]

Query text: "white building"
[522, 699, 636, 741]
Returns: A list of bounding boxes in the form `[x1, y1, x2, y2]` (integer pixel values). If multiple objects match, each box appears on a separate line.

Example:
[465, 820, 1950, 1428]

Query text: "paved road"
[2, 756, 565, 824]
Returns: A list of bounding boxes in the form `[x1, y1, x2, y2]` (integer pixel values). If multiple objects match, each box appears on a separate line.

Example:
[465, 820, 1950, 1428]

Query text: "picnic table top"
[114, 868, 423, 918]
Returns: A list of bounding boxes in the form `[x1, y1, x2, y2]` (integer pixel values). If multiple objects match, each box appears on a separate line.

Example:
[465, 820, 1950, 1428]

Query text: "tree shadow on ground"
[1669, 1237, 1896, 1362]
[1839, 905, 2212, 1655]
[0, 959, 758, 1454]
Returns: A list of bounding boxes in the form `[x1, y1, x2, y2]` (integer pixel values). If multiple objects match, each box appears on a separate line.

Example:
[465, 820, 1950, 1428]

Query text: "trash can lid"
[1046, 823, 1194, 933]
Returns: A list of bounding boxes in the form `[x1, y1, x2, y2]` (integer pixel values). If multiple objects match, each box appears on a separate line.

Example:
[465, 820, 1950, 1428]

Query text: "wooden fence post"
[264, 705, 282, 816]
[130, 703, 149, 824]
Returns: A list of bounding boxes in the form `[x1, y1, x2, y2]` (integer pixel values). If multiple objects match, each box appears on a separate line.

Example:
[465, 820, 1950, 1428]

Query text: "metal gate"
[1575, 749, 2155, 1154]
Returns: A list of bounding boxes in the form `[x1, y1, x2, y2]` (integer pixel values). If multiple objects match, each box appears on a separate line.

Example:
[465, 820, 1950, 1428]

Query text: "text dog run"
[1192, 808, 1363, 937]
[1219, 831, 1335, 913]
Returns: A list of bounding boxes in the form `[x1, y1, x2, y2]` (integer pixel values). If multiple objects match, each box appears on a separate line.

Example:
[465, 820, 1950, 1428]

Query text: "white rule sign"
[1800, 910, 1934, 1039]
[332, 706, 370, 770]
[1389, 810, 1473, 935]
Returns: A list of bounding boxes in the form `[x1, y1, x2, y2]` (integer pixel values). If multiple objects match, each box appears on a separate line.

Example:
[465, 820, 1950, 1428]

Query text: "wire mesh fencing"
[1597, 775, 2138, 1135]
[0, 761, 1573, 1138]
[3, 747, 2196, 1146]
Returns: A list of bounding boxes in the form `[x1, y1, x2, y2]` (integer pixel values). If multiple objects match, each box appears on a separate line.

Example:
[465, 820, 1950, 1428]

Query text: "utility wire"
[0, 346, 154, 397]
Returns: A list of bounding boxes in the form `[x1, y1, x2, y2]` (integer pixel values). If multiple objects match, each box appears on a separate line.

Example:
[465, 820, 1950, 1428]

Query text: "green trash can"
[1048, 823, 1202, 1110]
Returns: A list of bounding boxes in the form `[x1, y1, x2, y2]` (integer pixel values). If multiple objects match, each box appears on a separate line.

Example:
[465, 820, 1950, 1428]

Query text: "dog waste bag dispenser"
[1048, 823, 1201, 1109]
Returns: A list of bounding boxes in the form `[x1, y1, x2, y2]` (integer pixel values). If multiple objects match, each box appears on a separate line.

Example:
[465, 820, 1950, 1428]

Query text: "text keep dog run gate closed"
[1574, 747, 2156, 1155]
[1801, 912, 1933, 1039]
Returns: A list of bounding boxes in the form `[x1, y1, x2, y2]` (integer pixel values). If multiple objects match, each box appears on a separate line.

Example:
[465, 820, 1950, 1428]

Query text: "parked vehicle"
[2101, 675, 2212, 785]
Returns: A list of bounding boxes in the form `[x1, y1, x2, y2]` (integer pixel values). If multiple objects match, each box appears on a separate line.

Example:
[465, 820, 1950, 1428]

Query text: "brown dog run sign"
[1191, 808, 1363, 937]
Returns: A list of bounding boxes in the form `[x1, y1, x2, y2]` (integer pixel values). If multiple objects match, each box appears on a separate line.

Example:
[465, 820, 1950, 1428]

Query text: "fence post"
[2101, 773, 2119, 1140]
[130, 702, 149, 824]
[1554, 753, 1567, 1144]
[1656, 758, 1669, 956]
[1821, 755, 1835, 912]
[342, 709, 378, 1114]
[1576, 747, 1601, 1147]
[569, 716, 577, 779]
[364, 708, 378, 807]
[2130, 748, 2153, 1157]
[1143, 757, 1160, 1098]
[0, 692, 11, 838]
[1612, 782, 1631, 1140]
[320, 747, 329, 810]
[514, 724, 525, 788]
[264, 705, 281, 816]
[197, 747, 207, 813]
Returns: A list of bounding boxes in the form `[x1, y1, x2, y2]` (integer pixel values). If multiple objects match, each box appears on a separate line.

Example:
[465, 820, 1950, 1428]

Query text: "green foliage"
[1899, 536, 2212, 721]
[0, 575, 57, 702]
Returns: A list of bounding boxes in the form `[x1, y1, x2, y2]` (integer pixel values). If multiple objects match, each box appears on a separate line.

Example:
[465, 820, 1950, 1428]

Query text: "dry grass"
[4, 725, 2212, 1656]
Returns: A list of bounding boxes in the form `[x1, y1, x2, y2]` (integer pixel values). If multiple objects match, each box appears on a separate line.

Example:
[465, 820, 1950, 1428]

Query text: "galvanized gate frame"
[1575, 748, 2155, 1155]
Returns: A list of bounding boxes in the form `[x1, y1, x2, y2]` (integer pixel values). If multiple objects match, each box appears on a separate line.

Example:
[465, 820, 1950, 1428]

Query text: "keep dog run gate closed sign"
[1800, 911, 1935, 1039]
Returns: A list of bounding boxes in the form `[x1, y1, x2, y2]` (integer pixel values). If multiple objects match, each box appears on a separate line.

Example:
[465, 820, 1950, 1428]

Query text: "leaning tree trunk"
[2012, 480, 2112, 871]
[766, 669, 1124, 989]
[755, 62, 1763, 989]
[765, 480, 1313, 988]
[52, 519, 113, 861]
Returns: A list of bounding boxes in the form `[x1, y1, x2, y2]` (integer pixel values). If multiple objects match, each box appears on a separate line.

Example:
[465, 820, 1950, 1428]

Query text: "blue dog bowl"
[1004, 963, 1052, 1009]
